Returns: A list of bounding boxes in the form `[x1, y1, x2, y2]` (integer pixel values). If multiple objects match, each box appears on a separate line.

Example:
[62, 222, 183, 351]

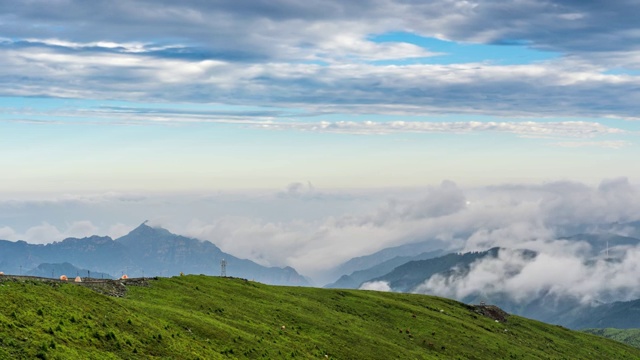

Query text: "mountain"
[328, 239, 447, 281]
[324, 249, 443, 289]
[369, 247, 529, 292]
[0, 223, 308, 286]
[583, 328, 640, 349]
[0, 236, 128, 277]
[0, 240, 36, 274]
[0, 275, 638, 359]
[362, 245, 640, 329]
[365, 247, 586, 325]
[114, 223, 307, 285]
[565, 298, 640, 329]
[26, 262, 113, 279]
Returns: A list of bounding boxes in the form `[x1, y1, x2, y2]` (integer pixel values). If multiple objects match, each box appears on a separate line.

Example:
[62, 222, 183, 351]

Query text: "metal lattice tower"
[221, 259, 227, 277]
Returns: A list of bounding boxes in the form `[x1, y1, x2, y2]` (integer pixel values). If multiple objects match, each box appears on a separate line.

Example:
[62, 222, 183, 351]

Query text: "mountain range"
[324, 248, 443, 289]
[328, 239, 448, 279]
[0, 222, 308, 286]
[325, 231, 640, 330]
[26, 262, 113, 279]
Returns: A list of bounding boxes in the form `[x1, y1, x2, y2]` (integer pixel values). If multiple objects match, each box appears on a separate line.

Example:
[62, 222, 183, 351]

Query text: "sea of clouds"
[1, 178, 639, 295]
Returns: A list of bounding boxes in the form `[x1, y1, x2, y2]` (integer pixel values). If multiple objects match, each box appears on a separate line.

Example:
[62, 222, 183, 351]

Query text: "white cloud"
[360, 281, 392, 292]
[65, 220, 98, 239]
[554, 140, 631, 149]
[24, 222, 63, 244]
[21, 38, 184, 54]
[0, 226, 17, 240]
[261, 120, 626, 138]
[277, 182, 317, 199]
[312, 35, 442, 62]
[404, 179, 640, 306]
[2, 103, 629, 144]
[3, 221, 105, 244]
[108, 223, 134, 239]
[416, 246, 640, 305]
[1, 39, 640, 120]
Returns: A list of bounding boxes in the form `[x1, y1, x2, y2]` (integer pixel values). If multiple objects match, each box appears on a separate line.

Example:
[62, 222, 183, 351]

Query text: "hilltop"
[0, 275, 638, 359]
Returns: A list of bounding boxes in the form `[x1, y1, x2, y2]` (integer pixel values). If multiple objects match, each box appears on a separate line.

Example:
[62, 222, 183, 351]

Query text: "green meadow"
[1, 275, 638, 359]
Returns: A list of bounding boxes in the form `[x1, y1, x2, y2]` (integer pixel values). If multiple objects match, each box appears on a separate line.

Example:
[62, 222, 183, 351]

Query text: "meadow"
[0, 275, 637, 359]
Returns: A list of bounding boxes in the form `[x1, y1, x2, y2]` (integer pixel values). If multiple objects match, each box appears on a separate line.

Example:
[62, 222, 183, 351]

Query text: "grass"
[0, 275, 639, 359]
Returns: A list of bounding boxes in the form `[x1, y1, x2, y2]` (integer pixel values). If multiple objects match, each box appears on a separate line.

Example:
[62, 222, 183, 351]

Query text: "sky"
[2, 1, 640, 284]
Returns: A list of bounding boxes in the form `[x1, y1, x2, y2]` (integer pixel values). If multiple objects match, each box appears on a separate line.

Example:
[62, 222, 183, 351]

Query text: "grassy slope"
[583, 328, 640, 349]
[1, 276, 639, 359]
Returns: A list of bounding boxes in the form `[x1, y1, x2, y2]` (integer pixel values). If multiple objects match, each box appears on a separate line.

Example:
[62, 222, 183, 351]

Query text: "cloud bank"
[416, 245, 640, 306]
[3, 178, 640, 290]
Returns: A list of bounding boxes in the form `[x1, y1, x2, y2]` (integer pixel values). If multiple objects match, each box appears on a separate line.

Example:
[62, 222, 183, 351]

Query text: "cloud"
[170, 181, 470, 281]
[262, 120, 626, 138]
[0, 226, 16, 240]
[406, 178, 640, 306]
[360, 281, 392, 292]
[23, 222, 63, 244]
[2, 103, 629, 144]
[1, 1, 640, 121]
[3, 1, 640, 60]
[554, 140, 631, 149]
[1, 47, 638, 119]
[21, 220, 104, 244]
[107, 223, 133, 239]
[176, 178, 640, 286]
[416, 246, 640, 305]
[65, 220, 99, 239]
[0, 221, 105, 244]
[364, 180, 467, 224]
[277, 182, 317, 199]
[312, 35, 442, 62]
[2, 178, 640, 291]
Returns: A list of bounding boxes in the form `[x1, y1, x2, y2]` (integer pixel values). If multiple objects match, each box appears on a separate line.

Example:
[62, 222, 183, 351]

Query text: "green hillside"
[583, 328, 640, 349]
[1, 276, 639, 359]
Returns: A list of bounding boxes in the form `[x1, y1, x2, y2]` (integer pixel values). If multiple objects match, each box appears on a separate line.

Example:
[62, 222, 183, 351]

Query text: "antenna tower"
[221, 259, 227, 277]
[606, 241, 609, 259]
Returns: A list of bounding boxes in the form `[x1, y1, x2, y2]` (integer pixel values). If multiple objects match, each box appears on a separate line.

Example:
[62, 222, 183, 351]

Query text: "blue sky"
[370, 32, 560, 65]
[2, 1, 640, 278]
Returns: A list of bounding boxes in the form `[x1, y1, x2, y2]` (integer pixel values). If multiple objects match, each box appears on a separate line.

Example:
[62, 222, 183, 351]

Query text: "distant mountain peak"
[126, 222, 172, 238]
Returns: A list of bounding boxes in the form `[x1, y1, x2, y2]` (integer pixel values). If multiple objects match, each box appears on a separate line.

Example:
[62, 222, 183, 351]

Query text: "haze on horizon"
[2, 1, 640, 285]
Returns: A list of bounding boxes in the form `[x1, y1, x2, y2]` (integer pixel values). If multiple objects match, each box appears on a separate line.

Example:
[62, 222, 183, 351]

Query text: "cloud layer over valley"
[2, 178, 640, 292]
